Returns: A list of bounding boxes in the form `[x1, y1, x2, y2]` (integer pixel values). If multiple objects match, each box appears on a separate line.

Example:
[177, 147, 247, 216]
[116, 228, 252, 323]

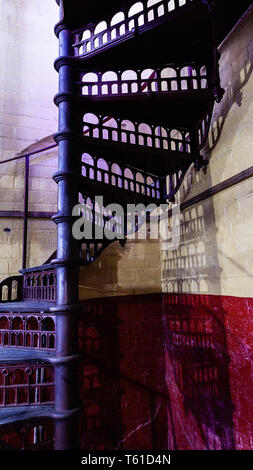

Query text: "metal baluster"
[137, 70, 142, 94]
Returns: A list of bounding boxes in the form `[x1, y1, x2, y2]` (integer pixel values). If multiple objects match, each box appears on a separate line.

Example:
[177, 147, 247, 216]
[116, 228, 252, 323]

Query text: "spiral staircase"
[0, 0, 251, 451]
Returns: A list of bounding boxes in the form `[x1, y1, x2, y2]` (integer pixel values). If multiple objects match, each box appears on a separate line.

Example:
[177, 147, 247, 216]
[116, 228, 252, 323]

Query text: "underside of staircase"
[0, 0, 251, 451]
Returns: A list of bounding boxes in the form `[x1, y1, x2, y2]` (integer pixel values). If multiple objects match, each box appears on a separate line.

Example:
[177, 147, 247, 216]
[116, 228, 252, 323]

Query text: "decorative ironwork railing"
[81, 153, 161, 199]
[76, 192, 124, 241]
[83, 113, 192, 154]
[0, 313, 55, 350]
[73, 0, 194, 57]
[22, 268, 57, 302]
[0, 365, 54, 407]
[79, 64, 209, 97]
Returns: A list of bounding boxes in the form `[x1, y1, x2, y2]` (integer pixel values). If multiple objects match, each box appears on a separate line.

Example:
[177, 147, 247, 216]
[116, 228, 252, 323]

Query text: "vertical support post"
[22, 155, 29, 270]
[51, 3, 83, 450]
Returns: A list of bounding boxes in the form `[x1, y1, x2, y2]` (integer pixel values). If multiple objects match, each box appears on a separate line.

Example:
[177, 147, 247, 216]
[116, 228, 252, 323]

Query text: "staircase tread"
[0, 405, 55, 426]
[0, 301, 55, 312]
[81, 136, 192, 175]
[0, 347, 54, 363]
[79, 89, 212, 128]
[79, 176, 163, 205]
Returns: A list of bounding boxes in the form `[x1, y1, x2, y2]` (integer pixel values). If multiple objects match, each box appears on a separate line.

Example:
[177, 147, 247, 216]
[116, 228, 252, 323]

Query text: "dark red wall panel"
[80, 293, 253, 450]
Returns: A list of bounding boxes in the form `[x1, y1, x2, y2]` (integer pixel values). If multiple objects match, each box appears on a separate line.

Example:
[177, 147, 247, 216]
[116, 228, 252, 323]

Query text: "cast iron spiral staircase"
[0, 0, 250, 451]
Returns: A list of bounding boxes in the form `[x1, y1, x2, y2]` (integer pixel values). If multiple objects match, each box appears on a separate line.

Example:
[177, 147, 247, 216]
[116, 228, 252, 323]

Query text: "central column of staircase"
[51, 4, 83, 448]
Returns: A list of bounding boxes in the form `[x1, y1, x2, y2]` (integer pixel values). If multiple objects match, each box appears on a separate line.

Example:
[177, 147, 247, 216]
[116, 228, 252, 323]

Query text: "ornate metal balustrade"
[0, 313, 55, 350]
[22, 268, 57, 302]
[81, 153, 161, 199]
[0, 365, 54, 407]
[83, 113, 192, 154]
[79, 63, 209, 97]
[77, 193, 125, 238]
[73, 0, 194, 57]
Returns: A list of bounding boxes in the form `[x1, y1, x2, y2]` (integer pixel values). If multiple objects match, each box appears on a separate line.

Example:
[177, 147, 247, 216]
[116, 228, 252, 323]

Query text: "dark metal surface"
[52, 26, 83, 450]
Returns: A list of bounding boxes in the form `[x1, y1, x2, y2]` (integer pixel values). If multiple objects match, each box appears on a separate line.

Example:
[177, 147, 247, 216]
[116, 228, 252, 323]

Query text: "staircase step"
[81, 135, 192, 176]
[79, 175, 163, 206]
[0, 405, 55, 428]
[0, 301, 55, 313]
[79, 89, 213, 129]
[0, 347, 54, 364]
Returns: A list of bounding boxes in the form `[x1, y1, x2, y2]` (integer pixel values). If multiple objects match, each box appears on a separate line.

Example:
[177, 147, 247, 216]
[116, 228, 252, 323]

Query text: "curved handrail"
[83, 113, 192, 154]
[81, 154, 161, 200]
[79, 63, 209, 97]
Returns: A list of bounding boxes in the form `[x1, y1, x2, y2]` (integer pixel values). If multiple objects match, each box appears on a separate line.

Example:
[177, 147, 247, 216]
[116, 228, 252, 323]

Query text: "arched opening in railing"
[101, 71, 118, 95]
[121, 119, 136, 144]
[111, 11, 126, 39]
[138, 123, 152, 147]
[141, 68, 157, 92]
[12, 316, 23, 331]
[79, 29, 91, 55]
[161, 67, 178, 91]
[128, 2, 145, 29]
[42, 317, 55, 332]
[83, 113, 100, 138]
[1, 286, 8, 302]
[82, 72, 98, 96]
[97, 158, 109, 183]
[94, 21, 108, 48]
[27, 317, 39, 331]
[0, 316, 9, 330]
[103, 117, 118, 141]
[121, 70, 138, 94]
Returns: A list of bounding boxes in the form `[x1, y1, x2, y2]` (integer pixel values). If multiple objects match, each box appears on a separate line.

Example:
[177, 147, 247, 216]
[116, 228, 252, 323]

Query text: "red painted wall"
[79, 293, 253, 450]
[0, 292, 251, 450]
